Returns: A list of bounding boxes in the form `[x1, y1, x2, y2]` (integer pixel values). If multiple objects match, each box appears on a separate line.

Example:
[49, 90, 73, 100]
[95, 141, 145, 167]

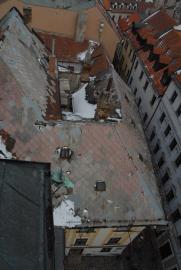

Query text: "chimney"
[75, 12, 87, 42]
[51, 37, 56, 56]
[102, 0, 110, 10]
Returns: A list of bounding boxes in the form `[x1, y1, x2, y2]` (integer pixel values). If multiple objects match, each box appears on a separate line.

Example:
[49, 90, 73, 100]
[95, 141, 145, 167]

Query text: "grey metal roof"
[22, 0, 96, 10]
[0, 159, 54, 270]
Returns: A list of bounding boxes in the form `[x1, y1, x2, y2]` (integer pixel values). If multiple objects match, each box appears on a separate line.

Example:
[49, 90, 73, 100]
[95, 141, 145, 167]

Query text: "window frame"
[160, 112, 166, 123]
[74, 238, 88, 246]
[150, 94, 156, 107]
[139, 70, 144, 80]
[159, 240, 173, 261]
[175, 153, 181, 168]
[176, 104, 181, 117]
[143, 80, 149, 91]
[170, 91, 178, 104]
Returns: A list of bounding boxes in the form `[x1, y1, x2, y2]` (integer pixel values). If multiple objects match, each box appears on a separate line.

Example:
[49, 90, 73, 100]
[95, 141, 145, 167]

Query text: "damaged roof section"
[0, 8, 61, 121]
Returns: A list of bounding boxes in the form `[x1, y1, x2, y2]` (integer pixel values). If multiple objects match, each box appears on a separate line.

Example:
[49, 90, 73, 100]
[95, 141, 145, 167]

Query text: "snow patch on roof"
[0, 136, 12, 159]
[53, 199, 81, 227]
[72, 84, 97, 119]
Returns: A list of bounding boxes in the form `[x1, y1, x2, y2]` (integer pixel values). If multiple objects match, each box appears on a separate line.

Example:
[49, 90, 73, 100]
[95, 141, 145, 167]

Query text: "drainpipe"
[52, 37, 55, 57]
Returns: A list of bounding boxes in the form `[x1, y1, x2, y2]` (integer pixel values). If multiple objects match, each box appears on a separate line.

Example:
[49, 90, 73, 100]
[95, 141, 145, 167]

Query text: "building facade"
[145, 77, 181, 270]
[114, 8, 181, 270]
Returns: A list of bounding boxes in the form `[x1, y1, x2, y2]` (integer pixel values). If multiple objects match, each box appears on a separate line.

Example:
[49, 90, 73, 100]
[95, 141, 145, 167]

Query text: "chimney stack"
[102, 0, 110, 10]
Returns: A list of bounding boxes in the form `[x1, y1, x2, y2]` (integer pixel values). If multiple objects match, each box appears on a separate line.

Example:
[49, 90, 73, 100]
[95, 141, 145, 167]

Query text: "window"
[137, 97, 141, 107]
[128, 48, 132, 57]
[166, 189, 174, 203]
[74, 238, 88, 246]
[176, 104, 181, 117]
[106, 238, 121, 245]
[134, 87, 137, 95]
[160, 112, 166, 123]
[77, 228, 95, 233]
[120, 56, 124, 65]
[139, 71, 144, 80]
[150, 95, 156, 107]
[164, 125, 171, 137]
[175, 153, 181, 168]
[155, 229, 165, 237]
[143, 80, 149, 91]
[170, 91, 178, 104]
[124, 40, 128, 50]
[158, 156, 164, 168]
[143, 113, 148, 123]
[124, 94, 130, 103]
[125, 64, 127, 72]
[161, 171, 169, 185]
[169, 138, 177, 151]
[23, 7, 32, 24]
[132, 54, 136, 62]
[171, 209, 181, 223]
[159, 241, 172, 260]
[129, 76, 133, 85]
[134, 61, 138, 70]
[149, 130, 155, 142]
[153, 143, 160, 154]
[101, 248, 111, 252]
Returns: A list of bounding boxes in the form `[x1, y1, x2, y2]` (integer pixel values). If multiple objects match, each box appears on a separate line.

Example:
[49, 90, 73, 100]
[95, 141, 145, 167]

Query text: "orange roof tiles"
[118, 12, 140, 32]
[37, 31, 89, 62]
[160, 55, 172, 65]
[144, 10, 176, 37]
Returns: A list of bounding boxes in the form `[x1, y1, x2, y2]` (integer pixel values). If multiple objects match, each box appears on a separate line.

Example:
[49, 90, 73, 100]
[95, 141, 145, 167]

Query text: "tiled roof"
[0, 16, 165, 228]
[0, 8, 165, 227]
[143, 10, 176, 37]
[120, 10, 180, 95]
[37, 31, 89, 62]
[118, 12, 141, 31]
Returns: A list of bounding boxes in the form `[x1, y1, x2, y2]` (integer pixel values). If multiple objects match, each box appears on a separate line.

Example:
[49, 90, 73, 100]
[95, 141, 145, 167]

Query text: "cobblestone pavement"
[64, 229, 163, 270]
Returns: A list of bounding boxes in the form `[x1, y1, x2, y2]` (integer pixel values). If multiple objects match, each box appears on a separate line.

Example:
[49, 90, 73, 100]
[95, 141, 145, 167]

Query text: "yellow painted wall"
[65, 226, 144, 255]
[0, 1, 119, 60]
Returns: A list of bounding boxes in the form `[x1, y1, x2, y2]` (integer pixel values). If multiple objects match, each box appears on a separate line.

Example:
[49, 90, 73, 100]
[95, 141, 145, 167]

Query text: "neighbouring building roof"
[118, 12, 141, 31]
[137, 27, 181, 94]
[0, 8, 165, 228]
[37, 31, 89, 62]
[103, 0, 154, 15]
[0, 8, 61, 121]
[119, 10, 180, 95]
[0, 159, 54, 270]
[22, 0, 96, 10]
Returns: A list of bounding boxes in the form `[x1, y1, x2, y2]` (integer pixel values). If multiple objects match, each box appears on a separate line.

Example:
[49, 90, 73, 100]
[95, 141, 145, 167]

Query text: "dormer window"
[153, 60, 167, 72]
